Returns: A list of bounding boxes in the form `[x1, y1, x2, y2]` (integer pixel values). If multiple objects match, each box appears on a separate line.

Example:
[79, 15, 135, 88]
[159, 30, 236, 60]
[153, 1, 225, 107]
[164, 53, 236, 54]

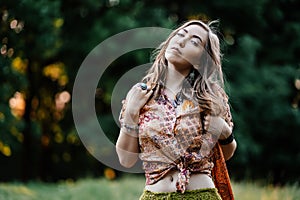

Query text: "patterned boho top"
[119, 88, 233, 194]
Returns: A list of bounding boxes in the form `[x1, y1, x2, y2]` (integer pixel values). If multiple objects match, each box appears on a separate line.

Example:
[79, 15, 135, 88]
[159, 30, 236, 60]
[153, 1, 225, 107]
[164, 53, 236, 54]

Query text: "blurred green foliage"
[0, 0, 299, 184]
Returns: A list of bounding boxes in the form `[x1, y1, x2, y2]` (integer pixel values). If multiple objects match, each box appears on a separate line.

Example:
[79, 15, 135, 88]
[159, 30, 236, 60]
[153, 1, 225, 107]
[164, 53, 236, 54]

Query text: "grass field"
[0, 176, 299, 200]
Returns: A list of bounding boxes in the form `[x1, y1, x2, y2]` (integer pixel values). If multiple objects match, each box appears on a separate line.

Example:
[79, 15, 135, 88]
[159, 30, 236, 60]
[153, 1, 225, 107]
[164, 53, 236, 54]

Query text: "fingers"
[205, 115, 226, 137]
[126, 83, 153, 104]
[204, 115, 210, 131]
[144, 88, 154, 98]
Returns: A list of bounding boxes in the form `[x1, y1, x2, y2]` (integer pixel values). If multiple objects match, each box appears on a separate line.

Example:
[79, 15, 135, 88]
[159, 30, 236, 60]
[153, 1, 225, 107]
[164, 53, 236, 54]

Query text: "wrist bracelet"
[120, 122, 139, 133]
[218, 133, 234, 145]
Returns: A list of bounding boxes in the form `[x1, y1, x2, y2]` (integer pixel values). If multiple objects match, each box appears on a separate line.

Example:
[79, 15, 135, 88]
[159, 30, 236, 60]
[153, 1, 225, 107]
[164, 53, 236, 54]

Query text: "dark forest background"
[0, 0, 299, 184]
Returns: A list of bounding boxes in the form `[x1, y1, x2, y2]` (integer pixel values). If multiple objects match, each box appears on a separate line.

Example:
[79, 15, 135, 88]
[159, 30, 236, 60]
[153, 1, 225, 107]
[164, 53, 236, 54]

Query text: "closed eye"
[176, 32, 185, 37]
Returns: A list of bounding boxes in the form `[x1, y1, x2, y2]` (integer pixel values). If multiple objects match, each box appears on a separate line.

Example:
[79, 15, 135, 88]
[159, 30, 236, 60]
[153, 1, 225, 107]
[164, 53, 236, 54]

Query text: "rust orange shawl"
[212, 142, 234, 200]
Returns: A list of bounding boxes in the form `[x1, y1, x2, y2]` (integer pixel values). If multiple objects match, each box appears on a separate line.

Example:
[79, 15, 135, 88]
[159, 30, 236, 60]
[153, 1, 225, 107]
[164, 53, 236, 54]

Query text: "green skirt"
[139, 188, 222, 200]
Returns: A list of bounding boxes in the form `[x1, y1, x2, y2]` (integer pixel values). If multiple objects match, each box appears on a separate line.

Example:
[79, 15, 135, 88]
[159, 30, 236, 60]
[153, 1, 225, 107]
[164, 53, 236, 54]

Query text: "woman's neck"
[165, 64, 189, 95]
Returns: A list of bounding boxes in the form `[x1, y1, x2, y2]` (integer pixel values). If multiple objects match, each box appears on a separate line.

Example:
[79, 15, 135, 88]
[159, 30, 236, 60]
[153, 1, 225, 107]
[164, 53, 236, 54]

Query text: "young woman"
[116, 19, 237, 200]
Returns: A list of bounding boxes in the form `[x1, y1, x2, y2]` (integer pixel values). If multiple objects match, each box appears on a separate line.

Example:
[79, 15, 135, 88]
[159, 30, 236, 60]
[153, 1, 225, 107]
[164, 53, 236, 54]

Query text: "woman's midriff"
[144, 171, 215, 192]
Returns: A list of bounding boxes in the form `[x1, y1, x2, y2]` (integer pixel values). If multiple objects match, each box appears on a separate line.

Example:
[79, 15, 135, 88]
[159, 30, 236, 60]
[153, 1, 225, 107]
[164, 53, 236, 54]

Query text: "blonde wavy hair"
[142, 20, 228, 116]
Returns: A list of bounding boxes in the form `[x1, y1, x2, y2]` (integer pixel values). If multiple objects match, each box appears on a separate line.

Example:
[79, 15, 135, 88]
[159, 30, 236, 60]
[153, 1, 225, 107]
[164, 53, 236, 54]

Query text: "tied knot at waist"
[175, 160, 191, 193]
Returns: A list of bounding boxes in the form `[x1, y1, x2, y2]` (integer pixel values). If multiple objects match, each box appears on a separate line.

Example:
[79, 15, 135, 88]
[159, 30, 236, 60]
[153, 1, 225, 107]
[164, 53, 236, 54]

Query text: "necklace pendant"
[172, 100, 178, 108]
[176, 92, 183, 104]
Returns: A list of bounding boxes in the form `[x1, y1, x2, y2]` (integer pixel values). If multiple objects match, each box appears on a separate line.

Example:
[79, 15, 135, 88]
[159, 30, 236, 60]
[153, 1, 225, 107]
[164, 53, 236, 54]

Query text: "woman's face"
[165, 24, 208, 72]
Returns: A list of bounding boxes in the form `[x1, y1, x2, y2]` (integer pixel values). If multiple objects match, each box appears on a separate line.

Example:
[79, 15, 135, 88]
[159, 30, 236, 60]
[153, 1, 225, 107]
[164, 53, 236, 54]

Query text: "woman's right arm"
[116, 109, 140, 168]
[116, 83, 153, 168]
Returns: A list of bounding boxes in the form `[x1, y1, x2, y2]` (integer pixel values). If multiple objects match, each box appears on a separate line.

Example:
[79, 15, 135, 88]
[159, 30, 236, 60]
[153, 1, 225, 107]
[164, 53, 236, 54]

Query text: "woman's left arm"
[218, 87, 237, 161]
[218, 122, 237, 161]
[220, 140, 237, 161]
[206, 116, 237, 161]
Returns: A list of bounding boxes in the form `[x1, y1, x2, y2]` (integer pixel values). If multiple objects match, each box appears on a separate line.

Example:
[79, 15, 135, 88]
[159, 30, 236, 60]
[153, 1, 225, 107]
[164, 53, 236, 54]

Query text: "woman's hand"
[116, 83, 153, 168]
[204, 115, 232, 139]
[204, 115, 236, 160]
[123, 83, 153, 124]
[219, 119, 232, 140]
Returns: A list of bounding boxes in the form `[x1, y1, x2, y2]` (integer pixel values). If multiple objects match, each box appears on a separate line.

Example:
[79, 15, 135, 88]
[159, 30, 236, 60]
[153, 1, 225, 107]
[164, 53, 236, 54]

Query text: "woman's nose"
[177, 37, 186, 47]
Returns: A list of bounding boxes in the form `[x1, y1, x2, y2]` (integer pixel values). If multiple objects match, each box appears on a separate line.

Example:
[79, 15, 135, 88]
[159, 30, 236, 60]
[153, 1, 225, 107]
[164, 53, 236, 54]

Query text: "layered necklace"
[169, 69, 196, 108]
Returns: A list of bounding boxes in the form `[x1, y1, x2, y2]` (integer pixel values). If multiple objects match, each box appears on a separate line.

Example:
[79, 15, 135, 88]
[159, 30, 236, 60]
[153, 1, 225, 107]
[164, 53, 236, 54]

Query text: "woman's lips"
[170, 47, 182, 54]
